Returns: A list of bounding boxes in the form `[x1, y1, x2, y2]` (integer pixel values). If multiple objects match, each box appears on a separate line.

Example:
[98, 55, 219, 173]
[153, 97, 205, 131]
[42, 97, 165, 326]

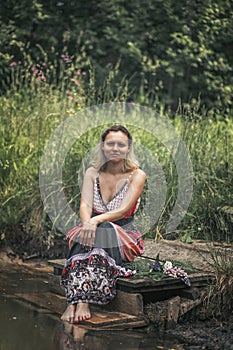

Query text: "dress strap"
[127, 171, 134, 181]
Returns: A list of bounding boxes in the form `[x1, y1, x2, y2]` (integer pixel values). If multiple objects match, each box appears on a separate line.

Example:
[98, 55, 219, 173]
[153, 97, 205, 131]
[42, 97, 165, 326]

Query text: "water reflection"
[54, 322, 184, 350]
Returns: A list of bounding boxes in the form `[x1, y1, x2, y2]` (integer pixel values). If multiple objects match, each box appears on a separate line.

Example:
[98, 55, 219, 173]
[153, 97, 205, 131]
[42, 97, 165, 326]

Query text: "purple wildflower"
[61, 54, 70, 61]
[181, 276, 191, 287]
[150, 261, 161, 272]
[10, 62, 17, 67]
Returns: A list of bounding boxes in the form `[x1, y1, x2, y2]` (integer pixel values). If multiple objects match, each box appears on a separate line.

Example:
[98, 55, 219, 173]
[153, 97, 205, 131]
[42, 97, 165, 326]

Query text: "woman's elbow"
[80, 203, 92, 215]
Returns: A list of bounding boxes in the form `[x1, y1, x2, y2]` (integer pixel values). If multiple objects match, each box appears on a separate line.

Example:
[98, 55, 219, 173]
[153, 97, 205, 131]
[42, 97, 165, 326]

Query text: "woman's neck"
[105, 161, 124, 175]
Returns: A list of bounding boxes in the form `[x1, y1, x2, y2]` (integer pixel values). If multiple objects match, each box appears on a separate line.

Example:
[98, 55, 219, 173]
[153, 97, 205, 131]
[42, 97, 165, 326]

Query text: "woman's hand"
[77, 218, 97, 249]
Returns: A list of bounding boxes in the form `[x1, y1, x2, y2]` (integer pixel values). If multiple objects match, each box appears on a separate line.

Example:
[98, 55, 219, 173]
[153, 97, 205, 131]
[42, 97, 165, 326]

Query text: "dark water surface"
[0, 295, 186, 350]
[0, 263, 185, 350]
[0, 296, 59, 350]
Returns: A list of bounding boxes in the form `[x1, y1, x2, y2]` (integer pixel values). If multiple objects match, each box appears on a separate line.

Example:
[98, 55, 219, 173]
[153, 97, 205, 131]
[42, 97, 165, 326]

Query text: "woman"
[61, 125, 146, 323]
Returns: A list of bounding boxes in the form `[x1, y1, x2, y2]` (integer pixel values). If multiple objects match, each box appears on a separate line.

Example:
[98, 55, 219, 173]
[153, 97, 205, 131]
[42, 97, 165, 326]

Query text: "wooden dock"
[47, 257, 214, 330]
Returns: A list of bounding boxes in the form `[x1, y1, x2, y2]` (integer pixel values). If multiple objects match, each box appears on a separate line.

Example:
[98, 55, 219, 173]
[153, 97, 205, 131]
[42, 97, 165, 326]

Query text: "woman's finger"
[77, 230, 85, 245]
[83, 230, 95, 249]
[82, 230, 91, 247]
[88, 231, 95, 249]
[82, 230, 89, 247]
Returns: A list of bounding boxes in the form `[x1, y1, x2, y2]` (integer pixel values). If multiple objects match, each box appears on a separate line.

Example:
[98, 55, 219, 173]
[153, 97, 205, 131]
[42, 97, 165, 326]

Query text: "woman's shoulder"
[85, 166, 99, 179]
[129, 168, 146, 182]
[133, 167, 146, 177]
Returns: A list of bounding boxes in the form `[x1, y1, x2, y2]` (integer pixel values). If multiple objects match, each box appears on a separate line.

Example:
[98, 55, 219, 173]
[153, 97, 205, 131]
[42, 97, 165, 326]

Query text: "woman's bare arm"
[79, 167, 96, 222]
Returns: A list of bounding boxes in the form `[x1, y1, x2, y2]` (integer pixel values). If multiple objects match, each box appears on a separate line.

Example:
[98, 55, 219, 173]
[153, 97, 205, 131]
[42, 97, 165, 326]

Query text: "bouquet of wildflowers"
[124, 255, 193, 285]
[150, 259, 191, 286]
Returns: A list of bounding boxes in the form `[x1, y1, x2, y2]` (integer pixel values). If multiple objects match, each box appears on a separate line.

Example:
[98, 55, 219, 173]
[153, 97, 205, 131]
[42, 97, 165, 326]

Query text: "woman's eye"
[105, 141, 127, 147]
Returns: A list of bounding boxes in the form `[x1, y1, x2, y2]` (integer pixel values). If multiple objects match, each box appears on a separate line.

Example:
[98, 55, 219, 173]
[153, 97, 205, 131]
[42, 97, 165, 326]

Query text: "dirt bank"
[144, 238, 233, 271]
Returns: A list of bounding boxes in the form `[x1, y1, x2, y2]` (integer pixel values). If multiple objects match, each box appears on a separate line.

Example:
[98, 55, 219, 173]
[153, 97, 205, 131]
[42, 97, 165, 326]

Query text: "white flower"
[164, 261, 173, 270]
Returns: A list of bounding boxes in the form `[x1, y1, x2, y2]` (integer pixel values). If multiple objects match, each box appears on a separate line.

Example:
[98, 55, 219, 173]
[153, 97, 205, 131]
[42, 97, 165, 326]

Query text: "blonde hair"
[92, 125, 139, 172]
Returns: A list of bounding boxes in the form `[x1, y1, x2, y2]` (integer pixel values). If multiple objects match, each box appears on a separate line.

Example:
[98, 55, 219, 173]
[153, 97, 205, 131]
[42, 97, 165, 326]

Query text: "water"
[0, 295, 185, 350]
[0, 296, 59, 350]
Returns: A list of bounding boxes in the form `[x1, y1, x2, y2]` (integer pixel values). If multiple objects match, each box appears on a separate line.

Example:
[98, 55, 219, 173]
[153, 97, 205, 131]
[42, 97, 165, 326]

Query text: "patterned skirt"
[60, 218, 144, 305]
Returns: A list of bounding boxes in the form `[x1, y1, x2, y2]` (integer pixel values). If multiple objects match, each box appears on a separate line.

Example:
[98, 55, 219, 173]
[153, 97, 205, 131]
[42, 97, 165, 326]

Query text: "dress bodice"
[93, 173, 140, 216]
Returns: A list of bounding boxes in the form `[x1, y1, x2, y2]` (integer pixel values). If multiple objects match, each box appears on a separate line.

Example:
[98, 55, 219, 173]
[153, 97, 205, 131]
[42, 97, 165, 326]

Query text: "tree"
[1, 0, 232, 111]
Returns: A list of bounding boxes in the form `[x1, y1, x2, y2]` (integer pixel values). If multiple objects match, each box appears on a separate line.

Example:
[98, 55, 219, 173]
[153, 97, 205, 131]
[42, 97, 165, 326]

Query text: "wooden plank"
[116, 274, 213, 293]
[82, 311, 141, 327]
[101, 290, 144, 316]
[48, 259, 65, 275]
[76, 316, 148, 330]
[166, 296, 181, 329]
[177, 287, 200, 300]
[117, 272, 213, 287]
[14, 291, 148, 329]
[95, 318, 148, 330]
[179, 289, 207, 316]
[15, 291, 66, 315]
[48, 273, 64, 296]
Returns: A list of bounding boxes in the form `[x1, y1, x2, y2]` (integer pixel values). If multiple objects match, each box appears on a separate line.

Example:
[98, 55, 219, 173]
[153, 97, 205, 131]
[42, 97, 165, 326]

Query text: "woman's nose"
[113, 143, 119, 150]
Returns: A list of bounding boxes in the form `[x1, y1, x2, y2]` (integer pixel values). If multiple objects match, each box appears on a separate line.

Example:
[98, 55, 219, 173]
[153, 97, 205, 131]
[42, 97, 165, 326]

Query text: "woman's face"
[102, 131, 130, 162]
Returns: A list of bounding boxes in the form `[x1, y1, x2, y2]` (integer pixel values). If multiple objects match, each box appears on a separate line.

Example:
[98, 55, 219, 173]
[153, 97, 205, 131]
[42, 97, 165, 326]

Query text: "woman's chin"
[108, 157, 123, 162]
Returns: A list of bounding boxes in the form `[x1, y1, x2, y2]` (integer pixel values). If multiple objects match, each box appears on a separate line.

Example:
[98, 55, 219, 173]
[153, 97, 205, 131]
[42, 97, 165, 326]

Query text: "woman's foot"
[74, 303, 91, 323]
[61, 304, 76, 323]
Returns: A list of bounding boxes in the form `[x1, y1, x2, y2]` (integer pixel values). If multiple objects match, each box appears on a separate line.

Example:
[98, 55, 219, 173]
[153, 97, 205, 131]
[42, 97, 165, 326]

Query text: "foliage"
[172, 108, 233, 243]
[0, 0, 233, 110]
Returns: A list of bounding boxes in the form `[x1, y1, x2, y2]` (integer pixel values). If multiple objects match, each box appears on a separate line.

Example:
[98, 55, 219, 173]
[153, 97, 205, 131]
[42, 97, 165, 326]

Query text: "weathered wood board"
[14, 291, 148, 329]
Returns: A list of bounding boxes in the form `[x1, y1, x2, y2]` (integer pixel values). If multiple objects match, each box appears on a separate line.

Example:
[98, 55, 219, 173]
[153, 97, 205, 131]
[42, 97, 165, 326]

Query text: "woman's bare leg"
[61, 304, 76, 323]
[74, 302, 91, 323]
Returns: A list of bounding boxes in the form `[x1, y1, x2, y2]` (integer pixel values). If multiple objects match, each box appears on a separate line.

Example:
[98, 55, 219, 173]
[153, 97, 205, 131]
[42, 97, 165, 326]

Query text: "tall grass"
[204, 246, 233, 320]
[173, 105, 233, 242]
[0, 50, 232, 256]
